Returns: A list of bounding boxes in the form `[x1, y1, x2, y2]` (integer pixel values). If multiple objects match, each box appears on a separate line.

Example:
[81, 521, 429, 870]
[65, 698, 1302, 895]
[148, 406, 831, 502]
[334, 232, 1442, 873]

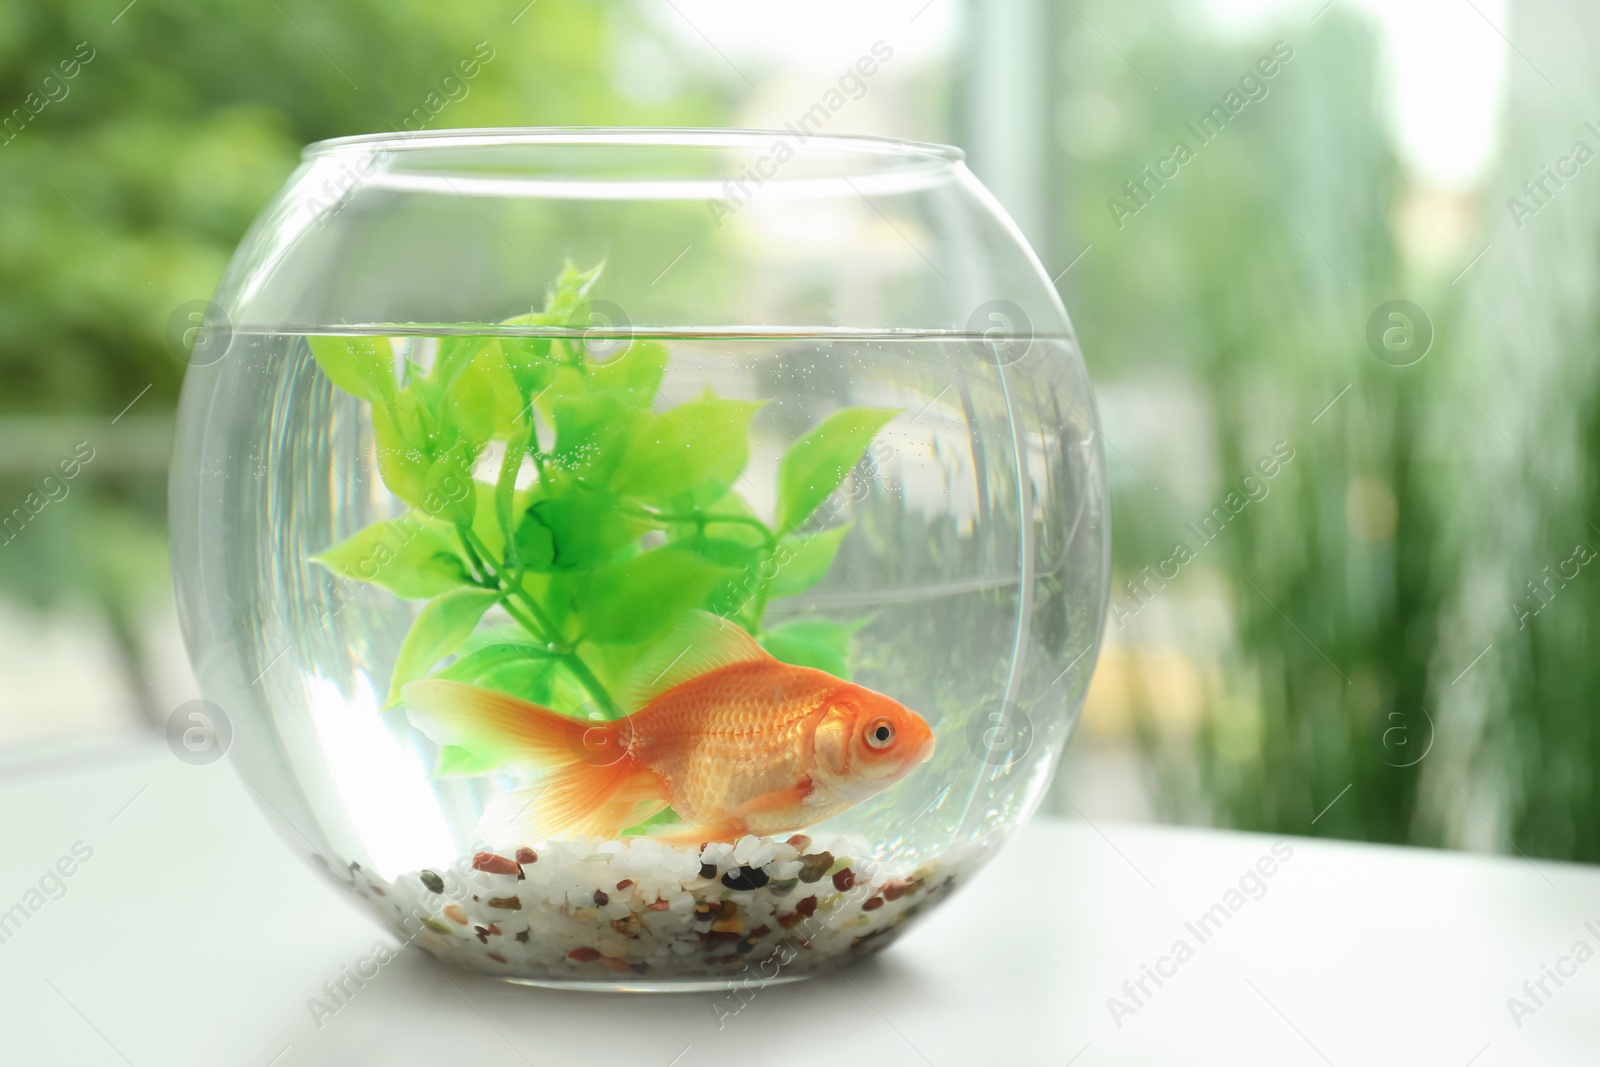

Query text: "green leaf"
[548, 390, 632, 483]
[696, 534, 770, 618]
[435, 641, 551, 682]
[515, 490, 649, 572]
[501, 337, 558, 401]
[578, 545, 735, 645]
[422, 440, 480, 527]
[588, 340, 667, 411]
[668, 488, 768, 545]
[543, 259, 603, 319]
[388, 387, 429, 445]
[386, 587, 503, 707]
[451, 624, 542, 657]
[774, 406, 898, 535]
[475, 659, 556, 704]
[769, 524, 852, 599]
[371, 404, 427, 508]
[469, 474, 510, 562]
[613, 397, 764, 499]
[759, 617, 863, 680]
[496, 422, 534, 561]
[447, 343, 521, 446]
[679, 535, 763, 571]
[435, 642, 555, 705]
[314, 515, 471, 599]
[433, 335, 491, 390]
[309, 334, 397, 406]
[433, 745, 508, 778]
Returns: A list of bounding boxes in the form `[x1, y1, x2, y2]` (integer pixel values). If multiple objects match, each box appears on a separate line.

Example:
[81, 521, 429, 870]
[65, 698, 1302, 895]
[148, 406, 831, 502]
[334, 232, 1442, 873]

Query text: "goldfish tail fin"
[402, 679, 663, 843]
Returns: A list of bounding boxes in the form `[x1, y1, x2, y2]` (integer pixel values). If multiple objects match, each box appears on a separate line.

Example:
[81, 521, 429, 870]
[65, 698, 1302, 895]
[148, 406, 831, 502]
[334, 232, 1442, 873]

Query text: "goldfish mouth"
[916, 737, 935, 764]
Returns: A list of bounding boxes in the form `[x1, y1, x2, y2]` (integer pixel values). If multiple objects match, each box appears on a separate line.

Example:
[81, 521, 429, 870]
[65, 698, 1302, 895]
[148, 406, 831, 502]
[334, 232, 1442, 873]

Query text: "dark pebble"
[567, 946, 600, 962]
[488, 896, 521, 910]
[486, 951, 507, 964]
[795, 896, 819, 917]
[707, 930, 743, 942]
[699, 862, 718, 880]
[862, 896, 884, 912]
[798, 852, 833, 883]
[832, 868, 856, 892]
[630, 962, 650, 974]
[515, 930, 530, 943]
[693, 904, 716, 923]
[420, 870, 445, 894]
[721, 866, 770, 890]
[593, 890, 609, 906]
[515, 847, 537, 864]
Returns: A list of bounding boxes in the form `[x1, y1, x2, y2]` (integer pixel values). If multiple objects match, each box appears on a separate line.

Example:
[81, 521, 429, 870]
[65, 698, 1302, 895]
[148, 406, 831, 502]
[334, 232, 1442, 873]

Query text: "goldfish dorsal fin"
[621, 611, 771, 712]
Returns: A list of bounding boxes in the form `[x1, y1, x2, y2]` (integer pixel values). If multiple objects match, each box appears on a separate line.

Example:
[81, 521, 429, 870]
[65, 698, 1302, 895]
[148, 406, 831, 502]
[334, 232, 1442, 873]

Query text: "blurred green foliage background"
[2, 0, 1595, 864]
[0, 0, 719, 723]
[1050, 0, 1600, 863]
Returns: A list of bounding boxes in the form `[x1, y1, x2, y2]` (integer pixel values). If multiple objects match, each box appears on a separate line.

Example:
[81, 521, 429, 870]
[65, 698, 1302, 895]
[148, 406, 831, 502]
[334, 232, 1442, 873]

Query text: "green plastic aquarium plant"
[307, 263, 896, 780]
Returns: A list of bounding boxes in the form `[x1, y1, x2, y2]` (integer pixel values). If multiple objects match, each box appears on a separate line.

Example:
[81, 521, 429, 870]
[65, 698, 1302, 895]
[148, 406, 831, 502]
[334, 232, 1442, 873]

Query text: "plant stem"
[747, 547, 776, 632]
[460, 526, 620, 717]
[624, 504, 776, 543]
[456, 529, 491, 585]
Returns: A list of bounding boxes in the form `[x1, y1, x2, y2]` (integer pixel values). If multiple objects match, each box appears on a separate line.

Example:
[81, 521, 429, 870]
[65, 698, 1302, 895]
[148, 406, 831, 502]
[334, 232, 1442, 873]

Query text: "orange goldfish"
[404, 612, 935, 845]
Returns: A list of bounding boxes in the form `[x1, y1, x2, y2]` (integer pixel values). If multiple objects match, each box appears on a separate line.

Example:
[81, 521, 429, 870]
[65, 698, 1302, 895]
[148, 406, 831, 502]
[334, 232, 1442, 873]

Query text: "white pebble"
[732, 835, 762, 864]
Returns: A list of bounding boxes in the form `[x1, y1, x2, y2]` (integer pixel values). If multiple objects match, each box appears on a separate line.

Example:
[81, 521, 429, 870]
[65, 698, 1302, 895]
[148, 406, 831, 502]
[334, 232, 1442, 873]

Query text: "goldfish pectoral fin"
[730, 781, 812, 821]
[602, 798, 672, 836]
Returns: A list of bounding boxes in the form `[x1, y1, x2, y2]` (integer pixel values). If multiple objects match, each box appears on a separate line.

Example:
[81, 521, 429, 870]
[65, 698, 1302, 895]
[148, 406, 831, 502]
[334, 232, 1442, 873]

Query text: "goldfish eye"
[866, 719, 895, 749]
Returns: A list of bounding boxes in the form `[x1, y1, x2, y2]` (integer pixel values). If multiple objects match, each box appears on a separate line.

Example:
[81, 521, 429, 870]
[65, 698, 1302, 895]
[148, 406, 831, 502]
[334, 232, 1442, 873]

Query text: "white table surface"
[0, 735, 1595, 1066]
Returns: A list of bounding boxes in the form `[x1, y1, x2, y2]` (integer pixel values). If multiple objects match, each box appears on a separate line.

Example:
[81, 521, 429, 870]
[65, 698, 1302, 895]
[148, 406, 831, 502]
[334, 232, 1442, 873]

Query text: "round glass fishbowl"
[170, 128, 1109, 990]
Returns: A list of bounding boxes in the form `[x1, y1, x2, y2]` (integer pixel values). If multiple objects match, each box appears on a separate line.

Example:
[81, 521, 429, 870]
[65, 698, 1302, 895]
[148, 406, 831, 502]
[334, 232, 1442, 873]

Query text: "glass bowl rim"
[302, 125, 966, 164]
